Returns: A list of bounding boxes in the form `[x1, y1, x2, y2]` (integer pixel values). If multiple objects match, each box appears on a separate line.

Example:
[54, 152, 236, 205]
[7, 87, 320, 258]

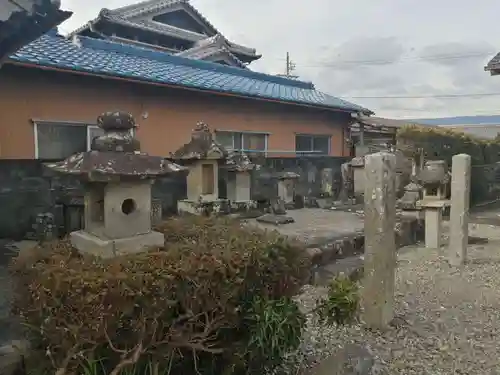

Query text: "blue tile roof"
[7, 30, 371, 114]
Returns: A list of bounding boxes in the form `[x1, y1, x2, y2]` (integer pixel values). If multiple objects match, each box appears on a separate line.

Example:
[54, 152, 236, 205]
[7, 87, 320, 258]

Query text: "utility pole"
[278, 52, 298, 79]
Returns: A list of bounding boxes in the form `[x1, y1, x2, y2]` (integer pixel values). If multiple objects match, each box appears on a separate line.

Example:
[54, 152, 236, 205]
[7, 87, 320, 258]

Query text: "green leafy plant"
[243, 296, 305, 372]
[314, 275, 360, 326]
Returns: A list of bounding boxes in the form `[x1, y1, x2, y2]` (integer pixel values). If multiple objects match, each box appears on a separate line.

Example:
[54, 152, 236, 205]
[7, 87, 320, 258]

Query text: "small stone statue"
[34, 212, 56, 244]
[269, 198, 287, 215]
[338, 162, 354, 202]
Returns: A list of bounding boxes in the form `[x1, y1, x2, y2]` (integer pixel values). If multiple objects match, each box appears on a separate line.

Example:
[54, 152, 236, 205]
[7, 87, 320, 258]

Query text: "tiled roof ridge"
[175, 34, 247, 68]
[485, 52, 500, 71]
[177, 45, 248, 69]
[70, 33, 314, 89]
[67, 0, 258, 58]
[109, 0, 186, 19]
[108, 0, 260, 57]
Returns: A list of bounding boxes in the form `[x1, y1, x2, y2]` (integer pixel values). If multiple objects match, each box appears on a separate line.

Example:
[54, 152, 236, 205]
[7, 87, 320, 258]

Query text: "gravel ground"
[285, 225, 500, 375]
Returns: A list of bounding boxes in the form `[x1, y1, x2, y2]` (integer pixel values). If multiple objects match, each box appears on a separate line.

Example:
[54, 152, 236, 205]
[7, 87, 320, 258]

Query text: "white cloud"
[59, 0, 500, 119]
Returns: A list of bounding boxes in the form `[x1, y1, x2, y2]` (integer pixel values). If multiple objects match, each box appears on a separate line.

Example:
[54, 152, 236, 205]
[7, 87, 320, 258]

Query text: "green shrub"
[243, 296, 305, 372]
[397, 124, 500, 205]
[314, 275, 359, 326]
[11, 216, 310, 375]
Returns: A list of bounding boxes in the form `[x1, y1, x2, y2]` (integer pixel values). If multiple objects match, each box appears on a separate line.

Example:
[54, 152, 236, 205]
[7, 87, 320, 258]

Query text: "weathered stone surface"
[397, 181, 422, 210]
[269, 198, 286, 215]
[316, 198, 333, 209]
[46, 112, 185, 182]
[419, 200, 449, 249]
[338, 162, 354, 202]
[0, 340, 28, 375]
[320, 168, 334, 196]
[362, 152, 397, 329]
[255, 213, 294, 225]
[170, 122, 227, 161]
[70, 230, 164, 258]
[311, 344, 374, 375]
[448, 153, 471, 266]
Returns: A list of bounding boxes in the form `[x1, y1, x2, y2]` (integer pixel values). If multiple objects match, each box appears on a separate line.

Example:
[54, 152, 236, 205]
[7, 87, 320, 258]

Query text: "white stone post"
[422, 201, 446, 249]
[362, 152, 396, 329]
[277, 179, 294, 205]
[448, 154, 471, 266]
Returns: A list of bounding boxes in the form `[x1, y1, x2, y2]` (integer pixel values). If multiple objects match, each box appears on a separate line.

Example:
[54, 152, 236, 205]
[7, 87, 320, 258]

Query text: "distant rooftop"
[410, 115, 500, 126]
[410, 115, 500, 139]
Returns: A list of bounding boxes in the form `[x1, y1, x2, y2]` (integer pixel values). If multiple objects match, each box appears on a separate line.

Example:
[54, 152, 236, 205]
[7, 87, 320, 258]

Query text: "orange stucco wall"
[0, 64, 352, 159]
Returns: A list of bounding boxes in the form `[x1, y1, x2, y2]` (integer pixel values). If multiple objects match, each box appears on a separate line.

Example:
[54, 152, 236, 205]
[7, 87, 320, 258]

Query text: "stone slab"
[255, 214, 294, 225]
[70, 230, 164, 258]
[418, 199, 450, 209]
[250, 208, 365, 247]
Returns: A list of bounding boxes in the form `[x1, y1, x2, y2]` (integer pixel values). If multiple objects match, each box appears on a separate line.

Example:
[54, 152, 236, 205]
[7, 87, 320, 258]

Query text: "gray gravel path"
[288, 224, 500, 375]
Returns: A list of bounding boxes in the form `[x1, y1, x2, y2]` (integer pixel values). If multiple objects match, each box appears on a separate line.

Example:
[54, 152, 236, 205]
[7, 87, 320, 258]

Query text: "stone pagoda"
[170, 122, 228, 215]
[46, 111, 185, 258]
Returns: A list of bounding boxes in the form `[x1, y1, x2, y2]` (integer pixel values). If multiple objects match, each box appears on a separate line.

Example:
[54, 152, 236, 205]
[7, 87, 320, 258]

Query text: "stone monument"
[351, 156, 365, 197]
[171, 122, 228, 215]
[448, 154, 471, 266]
[337, 162, 355, 204]
[362, 152, 397, 329]
[45, 111, 185, 258]
[275, 171, 300, 209]
[224, 151, 258, 210]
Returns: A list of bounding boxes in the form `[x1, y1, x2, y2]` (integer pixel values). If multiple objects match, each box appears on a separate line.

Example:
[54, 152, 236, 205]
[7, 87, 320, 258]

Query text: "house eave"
[7, 60, 367, 115]
[0, 1, 72, 62]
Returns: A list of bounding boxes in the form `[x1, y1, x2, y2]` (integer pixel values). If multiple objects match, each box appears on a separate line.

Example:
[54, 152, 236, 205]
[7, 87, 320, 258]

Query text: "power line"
[342, 92, 500, 99]
[269, 51, 496, 68]
[376, 108, 500, 115]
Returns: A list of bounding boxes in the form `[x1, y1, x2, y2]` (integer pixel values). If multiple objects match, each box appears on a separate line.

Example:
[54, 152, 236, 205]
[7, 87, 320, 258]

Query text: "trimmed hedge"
[10, 216, 310, 375]
[397, 125, 500, 204]
[396, 125, 500, 165]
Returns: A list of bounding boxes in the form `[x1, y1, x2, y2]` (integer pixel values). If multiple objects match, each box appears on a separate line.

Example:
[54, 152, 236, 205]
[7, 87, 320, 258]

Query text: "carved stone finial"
[92, 111, 139, 152]
[97, 111, 135, 131]
[191, 121, 212, 143]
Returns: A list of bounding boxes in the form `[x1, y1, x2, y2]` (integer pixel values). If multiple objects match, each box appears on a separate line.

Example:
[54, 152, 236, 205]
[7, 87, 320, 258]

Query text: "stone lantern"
[45, 111, 185, 258]
[170, 122, 228, 215]
[420, 160, 450, 201]
[224, 151, 258, 210]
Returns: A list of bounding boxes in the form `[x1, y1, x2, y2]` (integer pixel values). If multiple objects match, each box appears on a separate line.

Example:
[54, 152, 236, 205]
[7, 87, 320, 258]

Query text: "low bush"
[10, 216, 310, 375]
[314, 275, 360, 326]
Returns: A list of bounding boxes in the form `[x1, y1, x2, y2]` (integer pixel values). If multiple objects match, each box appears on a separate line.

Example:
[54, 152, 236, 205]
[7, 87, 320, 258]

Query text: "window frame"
[294, 133, 332, 156]
[33, 120, 136, 159]
[215, 130, 269, 156]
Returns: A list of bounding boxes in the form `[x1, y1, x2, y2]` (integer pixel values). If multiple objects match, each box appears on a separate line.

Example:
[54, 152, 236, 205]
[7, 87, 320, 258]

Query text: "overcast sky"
[59, 0, 500, 119]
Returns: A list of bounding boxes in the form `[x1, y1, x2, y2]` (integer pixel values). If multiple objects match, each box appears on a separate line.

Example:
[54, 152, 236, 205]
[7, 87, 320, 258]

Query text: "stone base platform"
[70, 230, 164, 258]
[248, 208, 425, 284]
[177, 199, 228, 215]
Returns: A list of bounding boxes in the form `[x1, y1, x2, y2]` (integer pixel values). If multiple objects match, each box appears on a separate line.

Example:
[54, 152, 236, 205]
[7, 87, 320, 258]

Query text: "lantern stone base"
[70, 230, 164, 258]
[230, 200, 257, 212]
[177, 199, 228, 215]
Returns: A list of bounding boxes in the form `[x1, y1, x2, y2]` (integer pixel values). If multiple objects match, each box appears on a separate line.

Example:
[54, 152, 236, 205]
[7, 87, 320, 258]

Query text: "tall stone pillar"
[362, 152, 397, 329]
[448, 154, 471, 266]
